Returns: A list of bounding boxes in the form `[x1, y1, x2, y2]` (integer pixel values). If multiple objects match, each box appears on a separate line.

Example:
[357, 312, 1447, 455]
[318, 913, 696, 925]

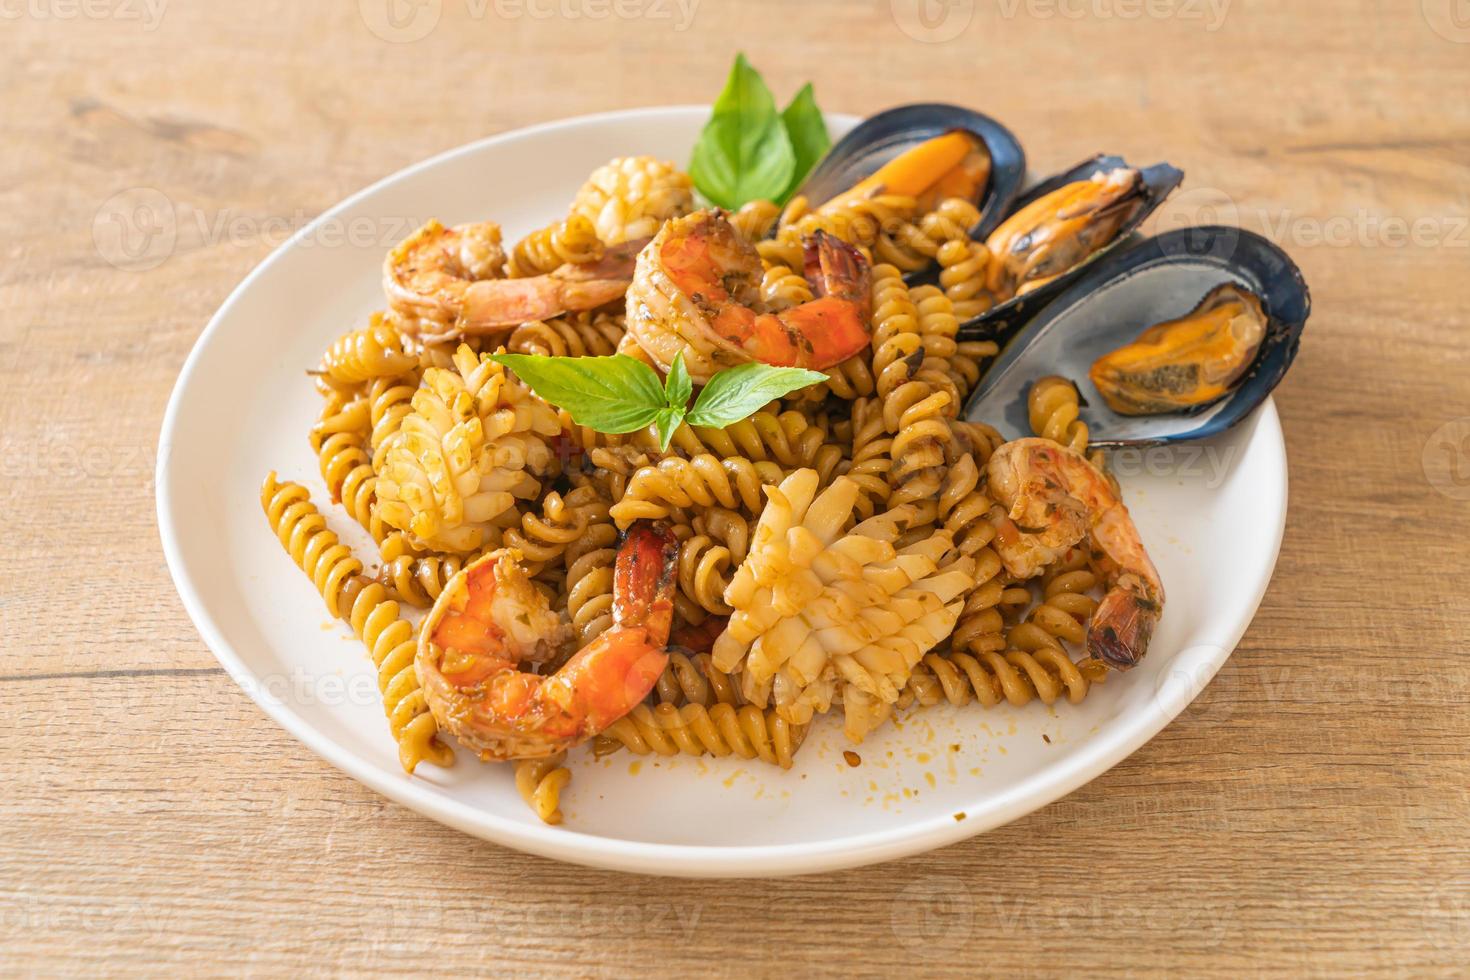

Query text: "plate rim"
[156, 105, 1289, 878]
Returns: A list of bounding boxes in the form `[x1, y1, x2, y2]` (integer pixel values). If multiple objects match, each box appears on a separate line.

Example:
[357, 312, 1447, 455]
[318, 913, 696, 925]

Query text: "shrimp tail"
[613, 519, 678, 645]
[459, 238, 647, 333]
[804, 229, 872, 310]
[1087, 573, 1161, 669]
[553, 520, 678, 732]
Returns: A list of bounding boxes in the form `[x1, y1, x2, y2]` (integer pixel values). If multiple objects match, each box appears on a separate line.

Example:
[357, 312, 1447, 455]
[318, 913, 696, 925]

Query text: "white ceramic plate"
[157, 107, 1287, 877]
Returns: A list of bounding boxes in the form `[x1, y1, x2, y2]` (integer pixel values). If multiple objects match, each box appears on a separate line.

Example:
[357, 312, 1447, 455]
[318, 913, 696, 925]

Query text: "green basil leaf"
[690, 53, 796, 210]
[488, 353, 664, 433]
[779, 83, 830, 203]
[652, 406, 685, 453]
[686, 362, 829, 428]
[664, 350, 692, 410]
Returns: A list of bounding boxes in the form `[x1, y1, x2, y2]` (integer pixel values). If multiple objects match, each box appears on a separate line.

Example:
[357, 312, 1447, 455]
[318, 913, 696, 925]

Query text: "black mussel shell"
[797, 103, 1026, 240]
[963, 225, 1310, 448]
[958, 155, 1185, 344]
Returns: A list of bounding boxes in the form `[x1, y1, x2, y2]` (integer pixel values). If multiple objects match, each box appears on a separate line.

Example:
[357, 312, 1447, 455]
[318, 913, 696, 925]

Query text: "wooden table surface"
[4, 1, 1468, 975]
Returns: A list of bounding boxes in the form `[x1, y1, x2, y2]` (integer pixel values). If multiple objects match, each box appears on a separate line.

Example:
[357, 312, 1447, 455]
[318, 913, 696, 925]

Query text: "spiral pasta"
[315, 430, 381, 541]
[515, 753, 572, 825]
[261, 473, 362, 618]
[562, 512, 618, 644]
[813, 355, 877, 401]
[729, 199, 781, 241]
[259, 473, 451, 771]
[900, 647, 1104, 710]
[1028, 375, 1091, 453]
[918, 197, 994, 320]
[760, 263, 814, 310]
[843, 397, 893, 519]
[594, 701, 806, 769]
[761, 194, 937, 274]
[674, 507, 749, 616]
[343, 576, 455, 772]
[859, 264, 957, 511]
[1026, 375, 1117, 486]
[318, 312, 417, 387]
[607, 454, 785, 528]
[653, 650, 742, 708]
[1009, 547, 1102, 653]
[376, 531, 477, 608]
[367, 373, 418, 459]
[654, 411, 844, 485]
[886, 387, 954, 509]
[499, 488, 597, 575]
[506, 310, 625, 358]
[506, 212, 604, 278]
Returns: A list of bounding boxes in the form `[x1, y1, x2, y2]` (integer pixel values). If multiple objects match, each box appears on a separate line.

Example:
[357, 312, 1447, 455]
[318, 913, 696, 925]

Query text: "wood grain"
[2, 1, 1468, 975]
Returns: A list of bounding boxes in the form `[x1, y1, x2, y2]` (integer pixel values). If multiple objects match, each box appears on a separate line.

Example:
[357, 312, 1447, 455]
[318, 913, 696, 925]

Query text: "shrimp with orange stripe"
[417, 519, 678, 760]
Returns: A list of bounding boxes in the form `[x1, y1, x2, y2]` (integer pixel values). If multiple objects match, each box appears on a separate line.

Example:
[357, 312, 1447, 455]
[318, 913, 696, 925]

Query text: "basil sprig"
[490, 351, 826, 452]
[690, 54, 831, 209]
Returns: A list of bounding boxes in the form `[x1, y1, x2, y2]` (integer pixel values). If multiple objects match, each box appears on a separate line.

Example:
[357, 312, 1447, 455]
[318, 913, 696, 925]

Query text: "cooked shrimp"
[417, 520, 678, 760]
[384, 219, 642, 343]
[626, 209, 872, 383]
[987, 438, 1164, 669]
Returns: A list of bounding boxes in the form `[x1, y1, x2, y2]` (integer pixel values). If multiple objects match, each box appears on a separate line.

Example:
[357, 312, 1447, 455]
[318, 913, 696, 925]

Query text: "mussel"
[816, 128, 991, 216]
[984, 166, 1147, 300]
[795, 103, 1026, 239]
[963, 226, 1309, 448]
[956, 156, 1184, 344]
[1089, 283, 1267, 415]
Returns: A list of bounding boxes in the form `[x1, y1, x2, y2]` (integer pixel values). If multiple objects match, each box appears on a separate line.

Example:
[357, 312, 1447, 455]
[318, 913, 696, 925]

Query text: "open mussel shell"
[958, 154, 1185, 343]
[797, 103, 1026, 239]
[963, 225, 1310, 448]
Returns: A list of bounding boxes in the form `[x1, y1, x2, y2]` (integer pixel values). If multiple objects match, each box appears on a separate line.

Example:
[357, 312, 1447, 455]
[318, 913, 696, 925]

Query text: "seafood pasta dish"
[259, 68, 1305, 826]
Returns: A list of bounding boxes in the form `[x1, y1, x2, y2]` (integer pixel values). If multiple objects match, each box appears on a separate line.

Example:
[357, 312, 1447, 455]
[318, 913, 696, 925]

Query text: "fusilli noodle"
[506, 212, 604, 278]
[594, 702, 806, 769]
[259, 473, 451, 771]
[515, 753, 572, 825]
